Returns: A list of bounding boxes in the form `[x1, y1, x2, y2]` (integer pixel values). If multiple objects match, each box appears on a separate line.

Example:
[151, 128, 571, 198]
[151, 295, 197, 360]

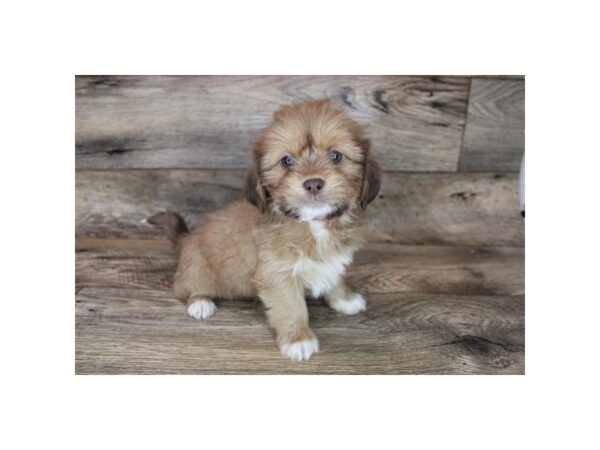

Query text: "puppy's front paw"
[280, 329, 319, 361]
[328, 293, 366, 315]
[187, 298, 217, 320]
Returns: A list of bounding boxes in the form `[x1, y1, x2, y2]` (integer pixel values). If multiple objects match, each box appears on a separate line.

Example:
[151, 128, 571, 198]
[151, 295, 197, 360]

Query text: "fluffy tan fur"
[150, 99, 381, 361]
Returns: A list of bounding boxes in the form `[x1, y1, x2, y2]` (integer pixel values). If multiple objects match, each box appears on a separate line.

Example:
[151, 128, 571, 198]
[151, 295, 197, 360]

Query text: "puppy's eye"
[281, 155, 294, 168]
[330, 150, 343, 163]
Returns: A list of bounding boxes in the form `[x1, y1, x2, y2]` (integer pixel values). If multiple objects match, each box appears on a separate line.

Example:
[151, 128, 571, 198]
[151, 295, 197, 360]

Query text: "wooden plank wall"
[76, 75, 525, 246]
[460, 79, 525, 171]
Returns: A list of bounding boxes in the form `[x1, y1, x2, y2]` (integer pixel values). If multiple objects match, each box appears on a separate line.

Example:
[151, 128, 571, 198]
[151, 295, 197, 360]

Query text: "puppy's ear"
[360, 155, 381, 210]
[243, 164, 268, 212]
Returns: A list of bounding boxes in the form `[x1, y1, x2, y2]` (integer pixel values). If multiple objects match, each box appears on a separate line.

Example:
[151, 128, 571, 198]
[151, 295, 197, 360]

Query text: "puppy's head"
[245, 99, 380, 221]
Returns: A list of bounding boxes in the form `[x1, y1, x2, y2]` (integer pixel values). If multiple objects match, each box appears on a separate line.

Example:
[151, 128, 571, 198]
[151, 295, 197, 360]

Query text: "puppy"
[149, 99, 381, 361]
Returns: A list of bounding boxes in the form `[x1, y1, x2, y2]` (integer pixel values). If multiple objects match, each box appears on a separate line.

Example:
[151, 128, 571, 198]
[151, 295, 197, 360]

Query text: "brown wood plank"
[76, 287, 524, 374]
[76, 75, 470, 172]
[76, 237, 172, 252]
[76, 170, 524, 246]
[460, 79, 525, 171]
[75, 239, 524, 296]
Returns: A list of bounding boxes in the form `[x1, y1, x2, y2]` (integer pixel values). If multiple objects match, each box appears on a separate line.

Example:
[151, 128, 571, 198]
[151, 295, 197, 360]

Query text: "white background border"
[2, 1, 599, 448]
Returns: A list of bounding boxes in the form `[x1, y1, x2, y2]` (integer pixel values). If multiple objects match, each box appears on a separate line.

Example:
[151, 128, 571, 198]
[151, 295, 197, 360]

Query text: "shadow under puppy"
[149, 99, 380, 361]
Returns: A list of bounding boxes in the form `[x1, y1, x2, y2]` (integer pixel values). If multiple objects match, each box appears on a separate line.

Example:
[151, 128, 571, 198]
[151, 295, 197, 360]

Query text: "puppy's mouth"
[298, 203, 334, 221]
[281, 202, 348, 222]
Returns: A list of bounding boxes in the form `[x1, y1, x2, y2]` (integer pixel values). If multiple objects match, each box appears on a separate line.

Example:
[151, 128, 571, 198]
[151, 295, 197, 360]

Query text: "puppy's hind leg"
[148, 211, 216, 319]
[173, 247, 218, 321]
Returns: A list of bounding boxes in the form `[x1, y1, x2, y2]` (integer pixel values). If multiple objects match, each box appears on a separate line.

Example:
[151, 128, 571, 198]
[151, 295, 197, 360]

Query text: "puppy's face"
[246, 100, 380, 220]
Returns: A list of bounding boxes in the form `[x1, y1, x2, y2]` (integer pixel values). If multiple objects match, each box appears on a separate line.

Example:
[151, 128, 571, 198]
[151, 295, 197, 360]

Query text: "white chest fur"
[291, 221, 354, 297]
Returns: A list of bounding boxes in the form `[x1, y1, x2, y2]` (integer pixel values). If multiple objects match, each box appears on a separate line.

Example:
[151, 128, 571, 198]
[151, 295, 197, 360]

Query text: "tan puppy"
[149, 99, 381, 361]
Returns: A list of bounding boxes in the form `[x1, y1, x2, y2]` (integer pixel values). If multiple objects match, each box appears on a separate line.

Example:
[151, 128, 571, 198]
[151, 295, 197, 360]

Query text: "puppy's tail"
[146, 211, 189, 245]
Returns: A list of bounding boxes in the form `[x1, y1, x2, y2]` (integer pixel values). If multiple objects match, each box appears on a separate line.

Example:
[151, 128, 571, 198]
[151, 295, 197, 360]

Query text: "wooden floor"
[75, 238, 524, 375]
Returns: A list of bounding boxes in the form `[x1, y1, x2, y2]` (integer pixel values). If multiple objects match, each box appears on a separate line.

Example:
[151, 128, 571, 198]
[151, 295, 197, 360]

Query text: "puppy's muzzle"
[303, 178, 325, 196]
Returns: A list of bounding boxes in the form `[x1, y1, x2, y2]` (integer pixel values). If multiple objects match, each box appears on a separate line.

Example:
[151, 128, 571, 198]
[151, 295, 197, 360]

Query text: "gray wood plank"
[470, 75, 524, 80]
[75, 238, 524, 296]
[76, 170, 524, 246]
[76, 287, 524, 374]
[370, 171, 524, 246]
[76, 75, 470, 171]
[460, 79, 525, 171]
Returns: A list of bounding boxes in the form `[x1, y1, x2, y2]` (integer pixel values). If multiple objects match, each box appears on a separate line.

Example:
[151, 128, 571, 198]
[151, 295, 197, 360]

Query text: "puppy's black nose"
[303, 178, 325, 194]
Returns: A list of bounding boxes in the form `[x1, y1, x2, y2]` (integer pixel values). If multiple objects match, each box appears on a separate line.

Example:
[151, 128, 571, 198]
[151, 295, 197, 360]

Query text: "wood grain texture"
[76, 287, 524, 374]
[76, 238, 524, 296]
[370, 171, 524, 246]
[460, 79, 525, 171]
[76, 170, 524, 246]
[76, 75, 470, 172]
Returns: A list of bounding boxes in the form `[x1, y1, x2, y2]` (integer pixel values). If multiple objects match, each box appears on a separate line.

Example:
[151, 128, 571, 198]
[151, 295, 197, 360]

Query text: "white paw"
[329, 293, 366, 315]
[187, 299, 217, 320]
[280, 337, 319, 361]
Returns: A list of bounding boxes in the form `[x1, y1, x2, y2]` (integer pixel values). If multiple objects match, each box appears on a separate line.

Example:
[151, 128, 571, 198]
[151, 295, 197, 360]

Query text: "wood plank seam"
[457, 77, 473, 170]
